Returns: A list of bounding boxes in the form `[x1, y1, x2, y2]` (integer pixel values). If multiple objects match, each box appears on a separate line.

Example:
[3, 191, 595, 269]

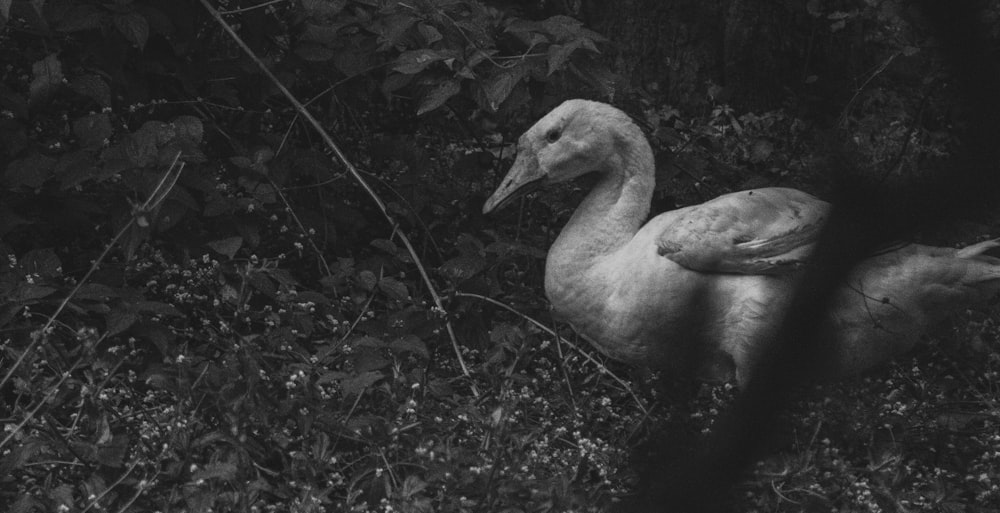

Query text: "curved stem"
[198, 0, 476, 391]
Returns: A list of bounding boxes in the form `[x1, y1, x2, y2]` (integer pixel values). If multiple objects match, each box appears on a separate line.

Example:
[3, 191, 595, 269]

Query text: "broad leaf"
[114, 12, 149, 49]
[417, 79, 460, 115]
[29, 54, 63, 104]
[378, 277, 409, 300]
[417, 22, 442, 44]
[541, 15, 584, 41]
[393, 49, 447, 74]
[370, 238, 398, 255]
[69, 74, 111, 107]
[390, 335, 429, 359]
[547, 40, 582, 76]
[173, 115, 204, 143]
[376, 13, 418, 50]
[3, 154, 55, 189]
[73, 113, 113, 149]
[301, 0, 347, 18]
[482, 65, 526, 111]
[440, 255, 487, 280]
[191, 462, 238, 482]
[12, 284, 56, 302]
[357, 270, 378, 291]
[341, 370, 384, 396]
[296, 43, 336, 62]
[106, 308, 138, 336]
[54, 4, 104, 33]
[22, 248, 61, 277]
[206, 237, 243, 259]
[73, 283, 119, 301]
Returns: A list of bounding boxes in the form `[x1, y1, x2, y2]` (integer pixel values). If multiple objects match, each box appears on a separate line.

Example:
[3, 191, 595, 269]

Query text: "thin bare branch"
[197, 0, 476, 392]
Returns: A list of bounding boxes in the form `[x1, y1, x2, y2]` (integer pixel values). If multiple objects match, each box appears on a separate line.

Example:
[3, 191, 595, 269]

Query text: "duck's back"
[823, 241, 1000, 375]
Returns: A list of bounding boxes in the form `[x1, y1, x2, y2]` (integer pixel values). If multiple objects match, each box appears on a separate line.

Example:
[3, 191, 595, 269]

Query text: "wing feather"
[655, 188, 829, 274]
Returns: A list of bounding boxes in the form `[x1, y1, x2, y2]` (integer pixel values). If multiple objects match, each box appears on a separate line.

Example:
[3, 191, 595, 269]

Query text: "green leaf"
[3, 154, 55, 189]
[9, 495, 40, 513]
[73, 283, 119, 301]
[0, 84, 27, 119]
[301, 0, 347, 18]
[482, 65, 526, 111]
[505, 18, 544, 37]
[55, 150, 98, 190]
[378, 277, 409, 300]
[390, 335, 429, 359]
[207, 237, 243, 259]
[382, 73, 414, 95]
[191, 462, 238, 482]
[440, 255, 487, 280]
[400, 475, 428, 498]
[136, 301, 183, 317]
[417, 79, 461, 115]
[371, 238, 398, 254]
[417, 22, 442, 44]
[114, 12, 149, 49]
[96, 434, 129, 468]
[547, 40, 582, 76]
[204, 194, 237, 217]
[572, 55, 618, 100]
[0, 439, 45, 475]
[106, 308, 139, 336]
[29, 54, 63, 104]
[54, 4, 104, 33]
[333, 48, 368, 77]
[316, 370, 349, 385]
[73, 113, 113, 149]
[302, 22, 350, 45]
[49, 484, 74, 510]
[466, 49, 496, 68]
[489, 322, 524, 346]
[354, 335, 388, 349]
[14, 285, 56, 302]
[427, 378, 454, 398]
[357, 270, 377, 291]
[296, 43, 336, 62]
[125, 125, 162, 167]
[70, 74, 111, 107]
[341, 370, 384, 395]
[541, 15, 584, 41]
[806, 0, 822, 17]
[173, 115, 204, 143]
[22, 248, 61, 277]
[377, 13, 419, 50]
[393, 49, 447, 74]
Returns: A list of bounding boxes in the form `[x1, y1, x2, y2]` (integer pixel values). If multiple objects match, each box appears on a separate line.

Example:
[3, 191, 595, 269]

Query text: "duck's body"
[484, 100, 1000, 384]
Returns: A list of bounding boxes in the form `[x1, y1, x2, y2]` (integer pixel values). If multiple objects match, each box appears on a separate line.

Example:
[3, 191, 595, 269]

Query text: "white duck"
[483, 99, 1000, 385]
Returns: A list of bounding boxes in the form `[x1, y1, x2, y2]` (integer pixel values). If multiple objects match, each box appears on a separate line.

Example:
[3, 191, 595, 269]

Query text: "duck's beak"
[483, 151, 546, 214]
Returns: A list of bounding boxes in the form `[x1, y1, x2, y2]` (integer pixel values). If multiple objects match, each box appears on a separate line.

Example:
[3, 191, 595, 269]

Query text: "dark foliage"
[1, 1, 999, 512]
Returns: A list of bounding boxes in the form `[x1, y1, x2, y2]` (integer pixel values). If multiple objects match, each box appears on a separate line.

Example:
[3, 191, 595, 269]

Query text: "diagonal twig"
[198, 0, 476, 393]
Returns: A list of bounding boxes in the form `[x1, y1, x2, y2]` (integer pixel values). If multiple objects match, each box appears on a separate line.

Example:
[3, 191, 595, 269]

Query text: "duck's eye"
[545, 129, 561, 143]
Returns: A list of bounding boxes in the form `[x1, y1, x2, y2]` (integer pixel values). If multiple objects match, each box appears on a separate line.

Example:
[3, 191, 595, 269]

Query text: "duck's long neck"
[550, 129, 655, 263]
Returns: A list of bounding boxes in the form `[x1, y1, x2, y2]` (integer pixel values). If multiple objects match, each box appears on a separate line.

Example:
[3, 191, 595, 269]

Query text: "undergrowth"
[2, 1, 999, 512]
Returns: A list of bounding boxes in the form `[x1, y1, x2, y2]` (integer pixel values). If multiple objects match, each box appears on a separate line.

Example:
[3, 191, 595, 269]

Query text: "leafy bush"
[2, 0, 1000, 512]
[295, 0, 614, 116]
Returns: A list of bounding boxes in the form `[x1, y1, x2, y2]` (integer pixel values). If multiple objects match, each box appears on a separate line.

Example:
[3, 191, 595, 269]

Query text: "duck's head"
[483, 99, 639, 214]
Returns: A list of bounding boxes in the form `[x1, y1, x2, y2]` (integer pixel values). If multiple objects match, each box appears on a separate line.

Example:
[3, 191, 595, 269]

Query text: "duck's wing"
[655, 188, 830, 275]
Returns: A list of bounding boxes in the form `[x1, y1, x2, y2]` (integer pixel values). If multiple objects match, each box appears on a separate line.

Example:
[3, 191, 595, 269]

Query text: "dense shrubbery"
[1, 0, 998, 512]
